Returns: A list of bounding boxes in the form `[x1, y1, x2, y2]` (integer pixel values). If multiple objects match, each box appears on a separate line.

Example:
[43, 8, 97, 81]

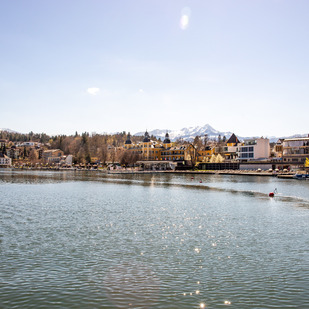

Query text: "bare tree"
[120, 150, 130, 167]
[28, 149, 39, 165]
[98, 144, 108, 166]
[69, 137, 82, 157]
[209, 154, 216, 163]
[108, 147, 116, 164]
[120, 150, 140, 168]
[215, 154, 224, 163]
[186, 136, 205, 168]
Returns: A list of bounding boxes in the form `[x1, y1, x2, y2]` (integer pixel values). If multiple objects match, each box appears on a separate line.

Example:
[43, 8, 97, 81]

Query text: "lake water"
[1, 170, 309, 308]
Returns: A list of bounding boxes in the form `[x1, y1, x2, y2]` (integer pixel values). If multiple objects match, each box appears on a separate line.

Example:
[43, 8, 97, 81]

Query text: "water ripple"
[1, 171, 309, 308]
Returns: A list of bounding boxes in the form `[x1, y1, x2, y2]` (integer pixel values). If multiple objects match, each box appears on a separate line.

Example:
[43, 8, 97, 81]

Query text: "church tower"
[124, 132, 132, 149]
[142, 130, 151, 160]
[163, 132, 172, 149]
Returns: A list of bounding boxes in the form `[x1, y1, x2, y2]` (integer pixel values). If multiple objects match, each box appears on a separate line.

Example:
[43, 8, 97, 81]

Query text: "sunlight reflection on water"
[0, 170, 309, 308]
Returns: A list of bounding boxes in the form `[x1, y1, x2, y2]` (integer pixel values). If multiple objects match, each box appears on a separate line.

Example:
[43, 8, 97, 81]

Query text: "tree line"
[0, 130, 159, 165]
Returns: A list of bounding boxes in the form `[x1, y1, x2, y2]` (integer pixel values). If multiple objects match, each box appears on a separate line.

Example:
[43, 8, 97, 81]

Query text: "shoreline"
[1, 167, 297, 179]
[107, 169, 296, 178]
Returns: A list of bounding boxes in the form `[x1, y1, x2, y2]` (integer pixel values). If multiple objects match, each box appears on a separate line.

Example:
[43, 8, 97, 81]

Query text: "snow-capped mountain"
[135, 125, 309, 143]
[0, 128, 19, 133]
[134, 124, 233, 141]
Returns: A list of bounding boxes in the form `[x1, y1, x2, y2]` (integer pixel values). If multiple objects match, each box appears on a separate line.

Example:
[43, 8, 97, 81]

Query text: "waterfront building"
[282, 136, 309, 165]
[200, 133, 239, 163]
[271, 139, 284, 159]
[160, 133, 186, 161]
[237, 137, 270, 161]
[197, 146, 215, 162]
[0, 153, 12, 167]
[0, 139, 8, 147]
[141, 131, 161, 160]
[161, 145, 186, 161]
[124, 131, 162, 161]
[6, 146, 20, 159]
[122, 132, 270, 166]
[42, 149, 64, 164]
[219, 133, 240, 161]
[123, 131, 187, 163]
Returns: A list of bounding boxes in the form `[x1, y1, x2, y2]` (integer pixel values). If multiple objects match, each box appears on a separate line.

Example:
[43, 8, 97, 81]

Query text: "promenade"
[108, 169, 296, 178]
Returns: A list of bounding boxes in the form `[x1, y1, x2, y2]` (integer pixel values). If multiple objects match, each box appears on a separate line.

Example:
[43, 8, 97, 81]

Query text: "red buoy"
[269, 188, 277, 197]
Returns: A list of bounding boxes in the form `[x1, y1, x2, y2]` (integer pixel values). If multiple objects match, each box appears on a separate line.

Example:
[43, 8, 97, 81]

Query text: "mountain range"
[1, 126, 307, 143]
[134, 124, 308, 143]
[134, 124, 233, 141]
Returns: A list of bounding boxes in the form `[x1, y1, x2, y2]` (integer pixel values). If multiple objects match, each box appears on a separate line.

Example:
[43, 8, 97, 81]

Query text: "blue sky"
[1, 0, 308, 137]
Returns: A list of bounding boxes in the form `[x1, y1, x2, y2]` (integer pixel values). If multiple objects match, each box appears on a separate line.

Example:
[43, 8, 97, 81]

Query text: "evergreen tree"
[1, 144, 6, 155]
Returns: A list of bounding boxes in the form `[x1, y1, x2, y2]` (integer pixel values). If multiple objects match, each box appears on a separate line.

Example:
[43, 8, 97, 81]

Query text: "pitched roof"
[226, 133, 240, 144]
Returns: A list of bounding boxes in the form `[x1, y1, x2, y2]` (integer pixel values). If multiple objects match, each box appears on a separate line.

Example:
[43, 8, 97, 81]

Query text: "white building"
[237, 137, 270, 161]
[19, 142, 35, 147]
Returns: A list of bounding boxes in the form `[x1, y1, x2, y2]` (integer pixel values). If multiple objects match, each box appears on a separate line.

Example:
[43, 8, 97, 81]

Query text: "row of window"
[283, 141, 309, 147]
[161, 151, 184, 155]
[240, 153, 254, 158]
[283, 158, 303, 162]
[163, 157, 184, 161]
[239, 147, 254, 152]
[283, 149, 309, 155]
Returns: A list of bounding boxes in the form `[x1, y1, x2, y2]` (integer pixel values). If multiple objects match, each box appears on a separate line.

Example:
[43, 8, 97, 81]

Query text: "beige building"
[124, 131, 188, 162]
[282, 136, 309, 164]
[42, 149, 64, 163]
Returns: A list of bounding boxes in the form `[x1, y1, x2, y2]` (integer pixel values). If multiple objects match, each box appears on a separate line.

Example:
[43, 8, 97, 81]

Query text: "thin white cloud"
[180, 7, 191, 30]
[87, 87, 100, 95]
